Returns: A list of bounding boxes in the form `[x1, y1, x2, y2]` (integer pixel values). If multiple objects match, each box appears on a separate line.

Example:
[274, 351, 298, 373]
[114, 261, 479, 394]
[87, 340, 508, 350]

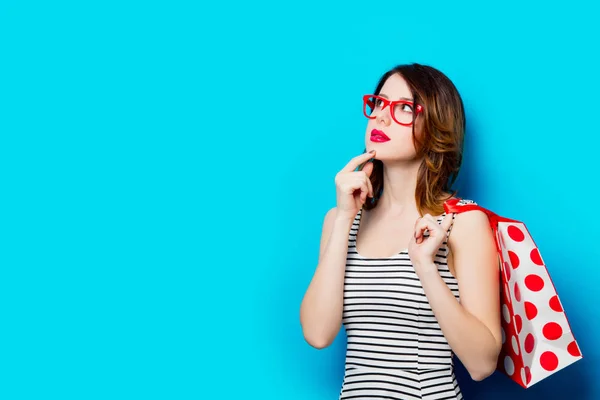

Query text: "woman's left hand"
[408, 213, 454, 277]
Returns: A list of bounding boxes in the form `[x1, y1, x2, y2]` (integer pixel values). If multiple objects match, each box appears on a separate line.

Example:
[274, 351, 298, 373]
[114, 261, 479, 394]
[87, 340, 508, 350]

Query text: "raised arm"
[300, 151, 375, 349]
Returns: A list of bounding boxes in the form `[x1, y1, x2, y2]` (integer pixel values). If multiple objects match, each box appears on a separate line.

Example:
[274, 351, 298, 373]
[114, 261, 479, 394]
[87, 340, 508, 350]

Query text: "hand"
[408, 213, 455, 276]
[334, 150, 376, 221]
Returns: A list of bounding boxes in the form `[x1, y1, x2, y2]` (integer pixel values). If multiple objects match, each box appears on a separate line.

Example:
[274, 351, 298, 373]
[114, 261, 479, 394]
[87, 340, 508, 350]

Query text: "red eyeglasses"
[363, 94, 423, 126]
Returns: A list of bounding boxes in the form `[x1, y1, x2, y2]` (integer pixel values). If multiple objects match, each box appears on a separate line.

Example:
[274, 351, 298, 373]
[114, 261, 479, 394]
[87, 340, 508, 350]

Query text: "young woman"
[300, 63, 501, 399]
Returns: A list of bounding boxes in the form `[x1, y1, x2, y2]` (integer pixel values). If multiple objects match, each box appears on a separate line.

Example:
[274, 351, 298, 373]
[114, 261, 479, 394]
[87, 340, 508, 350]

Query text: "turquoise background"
[1, 0, 598, 399]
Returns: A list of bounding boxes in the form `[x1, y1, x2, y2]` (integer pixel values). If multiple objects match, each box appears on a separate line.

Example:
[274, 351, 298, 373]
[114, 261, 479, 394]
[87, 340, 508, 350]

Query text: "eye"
[394, 103, 413, 114]
[375, 99, 385, 108]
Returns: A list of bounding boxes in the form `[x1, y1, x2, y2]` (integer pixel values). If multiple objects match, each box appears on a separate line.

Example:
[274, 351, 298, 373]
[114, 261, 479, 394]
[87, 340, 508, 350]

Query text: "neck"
[376, 159, 422, 216]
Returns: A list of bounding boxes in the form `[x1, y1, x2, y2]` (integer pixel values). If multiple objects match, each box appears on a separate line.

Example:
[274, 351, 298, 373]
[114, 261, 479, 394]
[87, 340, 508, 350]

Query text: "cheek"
[413, 120, 425, 139]
[387, 128, 418, 155]
[390, 125, 415, 141]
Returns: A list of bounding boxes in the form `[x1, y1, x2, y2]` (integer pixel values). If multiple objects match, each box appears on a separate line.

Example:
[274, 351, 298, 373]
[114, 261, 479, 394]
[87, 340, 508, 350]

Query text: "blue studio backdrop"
[1, 1, 598, 399]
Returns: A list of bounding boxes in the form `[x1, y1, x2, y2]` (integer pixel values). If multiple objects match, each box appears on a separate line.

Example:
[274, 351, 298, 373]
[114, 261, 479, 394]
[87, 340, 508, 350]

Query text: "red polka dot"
[525, 274, 545, 292]
[540, 351, 559, 371]
[515, 314, 523, 333]
[514, 282, 521, 302]
[508, 251, 520, 269]
[524, 333, 535, 353]
[504, 261, 511, 281]
[530, 248, 543, 265]
[524, 366, 531, 384]
[525, 302, 538, 320]
[568, 341, 581, 357]
[549, 295, 562, 312]
[543, 322, 563, 340]
[508, 225, 525, 242]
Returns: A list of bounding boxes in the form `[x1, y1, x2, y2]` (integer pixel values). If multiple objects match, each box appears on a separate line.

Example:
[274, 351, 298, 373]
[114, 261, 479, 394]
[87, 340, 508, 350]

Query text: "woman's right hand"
[334, 150, 376, 221]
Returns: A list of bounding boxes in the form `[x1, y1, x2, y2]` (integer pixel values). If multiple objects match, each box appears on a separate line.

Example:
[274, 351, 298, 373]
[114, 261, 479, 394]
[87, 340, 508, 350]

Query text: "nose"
[375, 107, 391, 126]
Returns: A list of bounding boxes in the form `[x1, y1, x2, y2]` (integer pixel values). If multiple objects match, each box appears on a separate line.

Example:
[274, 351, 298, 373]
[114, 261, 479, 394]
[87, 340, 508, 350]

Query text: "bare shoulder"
[451, 209, 490, 235]
[448, 209, 494, 251]
[446, 205, 498, 289]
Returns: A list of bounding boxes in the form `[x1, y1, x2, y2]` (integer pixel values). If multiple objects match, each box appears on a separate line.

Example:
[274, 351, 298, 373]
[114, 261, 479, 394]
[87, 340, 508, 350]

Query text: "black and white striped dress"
[339, 208, 463, 400]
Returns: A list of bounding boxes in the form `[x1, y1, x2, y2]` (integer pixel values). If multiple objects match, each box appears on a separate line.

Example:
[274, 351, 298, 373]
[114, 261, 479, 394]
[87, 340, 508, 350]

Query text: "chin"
[368, 149, 418, 163]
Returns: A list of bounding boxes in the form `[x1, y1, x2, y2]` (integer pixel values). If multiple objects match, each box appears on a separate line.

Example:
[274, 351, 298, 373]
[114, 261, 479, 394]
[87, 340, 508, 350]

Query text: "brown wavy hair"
[363, 63, 466, 216]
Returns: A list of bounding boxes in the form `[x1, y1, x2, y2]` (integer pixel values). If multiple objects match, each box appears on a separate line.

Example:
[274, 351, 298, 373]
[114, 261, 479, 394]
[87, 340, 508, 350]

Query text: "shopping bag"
[443, 198, 583, 388]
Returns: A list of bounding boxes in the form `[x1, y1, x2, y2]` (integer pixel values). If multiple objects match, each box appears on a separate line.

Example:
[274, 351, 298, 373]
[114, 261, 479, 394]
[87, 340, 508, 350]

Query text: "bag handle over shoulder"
[443, 197, 519, 227]
[443, 197, 521, 255]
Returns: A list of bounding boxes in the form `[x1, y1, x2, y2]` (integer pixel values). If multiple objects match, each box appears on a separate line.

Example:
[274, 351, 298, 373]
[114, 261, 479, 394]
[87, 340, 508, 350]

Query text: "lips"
[370, 129, 390, 142]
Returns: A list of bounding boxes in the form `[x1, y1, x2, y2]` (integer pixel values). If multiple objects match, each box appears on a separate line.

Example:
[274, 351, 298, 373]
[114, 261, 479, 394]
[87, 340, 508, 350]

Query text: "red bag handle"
[443, 197, 518, 228]
[443, 198, 520, 256]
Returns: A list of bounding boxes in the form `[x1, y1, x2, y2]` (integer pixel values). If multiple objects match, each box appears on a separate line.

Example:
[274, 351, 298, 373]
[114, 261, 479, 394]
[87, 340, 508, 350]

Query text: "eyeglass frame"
[362, 94, 424, 126]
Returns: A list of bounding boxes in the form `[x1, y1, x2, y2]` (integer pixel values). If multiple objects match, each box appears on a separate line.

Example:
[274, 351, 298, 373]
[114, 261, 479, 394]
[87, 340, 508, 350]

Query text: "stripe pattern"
[339, 208, 463, 400]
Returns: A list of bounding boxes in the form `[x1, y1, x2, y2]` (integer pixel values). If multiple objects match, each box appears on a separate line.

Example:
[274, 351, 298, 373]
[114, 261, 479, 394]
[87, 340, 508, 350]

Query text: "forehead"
[379, 74, 412, 99]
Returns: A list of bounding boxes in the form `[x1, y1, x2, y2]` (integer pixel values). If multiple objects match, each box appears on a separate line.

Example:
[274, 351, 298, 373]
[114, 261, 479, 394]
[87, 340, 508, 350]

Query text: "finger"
[413, 216, 432, 231]
[343, 150, 376, 172]
[344, 175, 368, 195]
[358, 183, 368, 204]
[422, 214, 437, 223]
[361, 159, 375, 178]
[356, 168, 374, 197]
[414, 218, 427, 241]
[366, 175, 374, 198]
[350, 173, 370, 192]
[441, 213, 455, 232]
[421, 214, 444, 230]
[414, 218, 439, 243]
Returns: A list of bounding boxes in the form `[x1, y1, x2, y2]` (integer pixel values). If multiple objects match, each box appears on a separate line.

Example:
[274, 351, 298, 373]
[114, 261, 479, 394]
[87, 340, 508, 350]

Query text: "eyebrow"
[379, 93, 414, 102]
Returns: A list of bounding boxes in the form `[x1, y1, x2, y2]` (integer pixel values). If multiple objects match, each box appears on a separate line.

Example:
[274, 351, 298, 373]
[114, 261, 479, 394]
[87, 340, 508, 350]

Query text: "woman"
[300, 63, 502, 399]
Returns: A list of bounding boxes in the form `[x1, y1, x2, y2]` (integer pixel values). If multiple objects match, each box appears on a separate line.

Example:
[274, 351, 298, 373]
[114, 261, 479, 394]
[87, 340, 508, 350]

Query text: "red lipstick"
[370, 129, 390, 143]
